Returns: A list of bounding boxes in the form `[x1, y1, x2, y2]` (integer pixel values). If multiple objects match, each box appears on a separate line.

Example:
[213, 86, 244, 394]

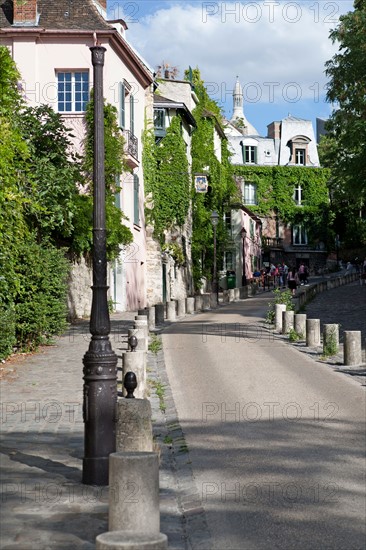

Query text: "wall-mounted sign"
[194, 174, 208, 193]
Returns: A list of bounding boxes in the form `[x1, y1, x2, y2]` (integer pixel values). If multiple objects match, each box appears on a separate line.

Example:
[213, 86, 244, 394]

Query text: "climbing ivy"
[143, 114, 190, 243]
[233, 165, 332, 247]
[186, 67, 238, 288]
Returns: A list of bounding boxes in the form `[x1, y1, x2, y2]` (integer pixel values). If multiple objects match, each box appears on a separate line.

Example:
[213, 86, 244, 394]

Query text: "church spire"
[232, 76, 244, 120]
[230, 77, 259, 136]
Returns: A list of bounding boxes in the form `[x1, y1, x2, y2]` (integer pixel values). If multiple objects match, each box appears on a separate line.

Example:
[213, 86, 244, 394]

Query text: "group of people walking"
[254, 262, 309, 295]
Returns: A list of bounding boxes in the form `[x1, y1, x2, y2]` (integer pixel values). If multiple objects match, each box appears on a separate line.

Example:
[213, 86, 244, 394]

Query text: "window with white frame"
[295, 148, 305, 165]
[244, 145, 257, 164]
[292, 224, 307, 245]
[57, 71, 89, 112]
[293, 184, 304, 205]
[243, 182, 257, 205]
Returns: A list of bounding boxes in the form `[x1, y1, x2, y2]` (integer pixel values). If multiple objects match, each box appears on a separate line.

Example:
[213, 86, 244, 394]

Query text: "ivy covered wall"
[233, 165, 332, 248]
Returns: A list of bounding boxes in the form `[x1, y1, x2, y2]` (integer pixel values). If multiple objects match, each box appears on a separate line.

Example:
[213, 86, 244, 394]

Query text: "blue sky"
[107, 1, 354, 136]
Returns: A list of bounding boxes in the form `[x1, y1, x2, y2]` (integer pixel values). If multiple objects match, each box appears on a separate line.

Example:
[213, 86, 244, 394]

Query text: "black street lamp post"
[82, 46, 118, 486]
[242, 227, 247, 286]
[211, 211, 219, 303]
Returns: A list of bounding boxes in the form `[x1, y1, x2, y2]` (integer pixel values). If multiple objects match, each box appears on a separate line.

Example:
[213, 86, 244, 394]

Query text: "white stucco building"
[0, 0, 154, 315]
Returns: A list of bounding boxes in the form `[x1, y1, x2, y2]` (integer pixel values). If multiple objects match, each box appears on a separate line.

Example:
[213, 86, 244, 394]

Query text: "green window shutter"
[130, 95, 135, 135]
[133, 173, 139, 225]
[119, 82, 125, 128]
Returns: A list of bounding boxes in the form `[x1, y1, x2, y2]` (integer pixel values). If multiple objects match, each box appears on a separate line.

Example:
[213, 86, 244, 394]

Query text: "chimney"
[267, 121, 281, 139]
[13, 0, 38, 25]
[95, 0, 107, 9]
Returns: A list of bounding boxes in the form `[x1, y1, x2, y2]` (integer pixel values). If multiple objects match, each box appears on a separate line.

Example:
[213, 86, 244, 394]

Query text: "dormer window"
[244, 145, 257, 164]
[288, 135, 311, 165]
[295, 149, 305, 165]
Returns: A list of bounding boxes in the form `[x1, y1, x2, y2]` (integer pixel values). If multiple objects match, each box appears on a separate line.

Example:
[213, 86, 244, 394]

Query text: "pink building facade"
[0, 0, 154, 314]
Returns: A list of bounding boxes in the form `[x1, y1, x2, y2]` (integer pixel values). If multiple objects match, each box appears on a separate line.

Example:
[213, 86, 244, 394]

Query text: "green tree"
[323, 0, 366, 248]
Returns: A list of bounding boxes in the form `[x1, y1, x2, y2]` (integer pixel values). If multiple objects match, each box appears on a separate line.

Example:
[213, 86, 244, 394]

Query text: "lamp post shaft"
[82, 46, 118, 486]
[213, 225, 217, 299]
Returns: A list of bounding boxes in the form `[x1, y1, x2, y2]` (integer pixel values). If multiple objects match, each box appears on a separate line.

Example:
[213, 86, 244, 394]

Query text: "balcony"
[122, 129, 138, 168]
[262, 236, 284, 249]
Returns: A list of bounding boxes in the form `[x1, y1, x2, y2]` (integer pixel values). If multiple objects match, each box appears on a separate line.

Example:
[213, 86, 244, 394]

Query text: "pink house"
[0, 0, 154, 314]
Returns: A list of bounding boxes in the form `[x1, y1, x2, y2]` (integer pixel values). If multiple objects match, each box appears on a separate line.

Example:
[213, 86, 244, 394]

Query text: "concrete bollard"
[109, 452, 160, 533]
[177, 298, 186, 317]
[194, 295, 203, 312]
[122, 351, 147, 399]
[228, 289, 235, 302]
[131, 321, 148, 351]
[210, 293, 218, 309]
[275, 304, 286, 332]
[128, 328, 147, 353]
[234, 288, 240, 301]
[116, 398, 153, 452]
[166, 300, 176, 321]
[202, 294, 211, 311]
[222, 290, 229, 303]
[186, 296, 195, 314]
[323, 324, 339, 355]
[240, 286, 248, 299]
[155, 303, 165, 325]
[148, 306, 155, 331]
[96, 531, 168, 550]
[306, 319, 321, 347]
[344, 331, 362, 366]
[294, 314, 306, 339]
[282, 310, 294, 335]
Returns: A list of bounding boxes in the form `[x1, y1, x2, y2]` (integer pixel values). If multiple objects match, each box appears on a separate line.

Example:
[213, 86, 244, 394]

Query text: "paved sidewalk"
[1, 280, 364, 549]
[0, 313, 187, 549]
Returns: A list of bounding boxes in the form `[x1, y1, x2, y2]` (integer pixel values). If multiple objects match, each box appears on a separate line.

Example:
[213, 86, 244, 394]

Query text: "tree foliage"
[324, 0, 366, 200]
[321, 0, 366, 248]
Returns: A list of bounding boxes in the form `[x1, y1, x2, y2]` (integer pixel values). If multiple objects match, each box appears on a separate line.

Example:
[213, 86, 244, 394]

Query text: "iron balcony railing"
[122, 129, 138, 160]
[262, 236, 284, 248]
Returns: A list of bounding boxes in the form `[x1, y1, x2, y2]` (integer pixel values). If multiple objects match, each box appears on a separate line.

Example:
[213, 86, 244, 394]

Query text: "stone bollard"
[116, 398, 153, 452]
[194, 295, 203, 312]
[177, 298, 186, 318]
[344, 331, 362, 366]
[202, 294, 211, 311]
[128, 328, 147, 353]
[275, 304, 286, 332]
[155, 303, 165, 325]
[323, 324, 339, 356]
[132, 320, 148, 351]
[222, 290, 229, 303]
[186, 296, 195, 314]
[96, 532, 168, 550]
[210, 293, 218, 309]
[282, 310, 294, 335]
[234, 288, 240, 301]
[148, 306, 155, 331]
[306, 319, 321, 347]
[228, 289, 235, 302]
[166, 300, 176, 321]
[240, 286, 248, 299]
[294, 314, 306, 339]
[109, 452, 160, 533]
[122, 351, 147, 399]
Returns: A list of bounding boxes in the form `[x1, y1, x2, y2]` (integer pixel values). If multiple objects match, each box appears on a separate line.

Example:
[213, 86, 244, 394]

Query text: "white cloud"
[124, 0, 353, 124]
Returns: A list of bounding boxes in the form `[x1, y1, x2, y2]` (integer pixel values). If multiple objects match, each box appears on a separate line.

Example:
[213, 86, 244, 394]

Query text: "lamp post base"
[82, 457, 110, 486]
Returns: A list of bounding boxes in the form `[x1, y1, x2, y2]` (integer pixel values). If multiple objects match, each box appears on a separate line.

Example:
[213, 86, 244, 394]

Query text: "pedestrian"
[288, 266, 299, 296]
[282, 262, 289, 288]
[298, 262, 306, 285]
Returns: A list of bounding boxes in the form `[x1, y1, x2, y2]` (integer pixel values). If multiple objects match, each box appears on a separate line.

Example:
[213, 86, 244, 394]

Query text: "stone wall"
[67, 256, 92, 320]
